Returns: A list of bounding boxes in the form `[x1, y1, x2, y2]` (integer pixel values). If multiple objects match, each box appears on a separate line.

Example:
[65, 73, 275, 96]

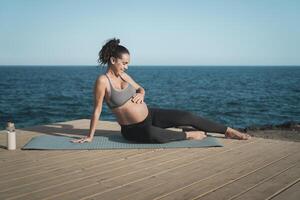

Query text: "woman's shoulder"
[97, 73, 109, 81]
[95, 74, 109, 87]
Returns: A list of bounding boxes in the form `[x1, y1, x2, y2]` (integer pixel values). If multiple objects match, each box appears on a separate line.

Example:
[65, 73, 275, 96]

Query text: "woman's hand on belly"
[131, 93, 144, 104]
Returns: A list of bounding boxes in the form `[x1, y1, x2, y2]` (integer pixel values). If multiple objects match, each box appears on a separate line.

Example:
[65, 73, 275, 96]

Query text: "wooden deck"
[0, 119, 299, 200]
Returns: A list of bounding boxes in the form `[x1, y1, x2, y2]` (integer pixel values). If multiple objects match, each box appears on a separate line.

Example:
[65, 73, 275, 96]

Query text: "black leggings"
[120, 107, 228, 144]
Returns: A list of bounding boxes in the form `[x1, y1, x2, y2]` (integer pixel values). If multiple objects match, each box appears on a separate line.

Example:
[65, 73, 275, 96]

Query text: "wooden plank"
[77, 140, 273, 200]
[117, 140, 291, 200]
[0, 130, 232, 179]
[0, 148, 187, 199]
[0, 150, 57, 161]
[39, 139, 256, 200]
[2, 140, 239, 200]
[228, 162, 300, 200]
[1, 148, 123, 169]
[0, 150, 89, 170]
[185, 144, 300, 199]
[104, 140, 294, 200]
[0, 150, 102, 178]
[267, 179, 300, 200]
[0, 150, 75, 162]
[0, 135, 232, 193]
[0, 149, 146, 191]
[0, 119, 270, 198]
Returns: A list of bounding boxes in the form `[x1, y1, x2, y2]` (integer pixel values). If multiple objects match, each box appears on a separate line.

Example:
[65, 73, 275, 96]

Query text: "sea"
[0, 66, 299, 130]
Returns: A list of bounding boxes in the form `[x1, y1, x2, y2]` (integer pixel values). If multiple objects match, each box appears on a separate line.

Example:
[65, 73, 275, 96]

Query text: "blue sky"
[0, 0, 299, 66]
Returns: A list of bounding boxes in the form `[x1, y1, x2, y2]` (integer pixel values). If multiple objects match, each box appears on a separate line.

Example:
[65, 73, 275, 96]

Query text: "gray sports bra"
[105, 74, 136, 109]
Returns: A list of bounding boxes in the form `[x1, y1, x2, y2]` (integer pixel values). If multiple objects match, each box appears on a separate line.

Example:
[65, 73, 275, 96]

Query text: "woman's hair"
[98, 38, 130, 66]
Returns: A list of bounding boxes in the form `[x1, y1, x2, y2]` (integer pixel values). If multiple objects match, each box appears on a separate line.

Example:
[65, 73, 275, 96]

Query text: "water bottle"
[6, 122, 16, 150]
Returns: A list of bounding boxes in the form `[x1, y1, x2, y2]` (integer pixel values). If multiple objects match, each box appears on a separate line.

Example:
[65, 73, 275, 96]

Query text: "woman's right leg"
[150, 108, 228, 134]
[149, 108, 251, 140]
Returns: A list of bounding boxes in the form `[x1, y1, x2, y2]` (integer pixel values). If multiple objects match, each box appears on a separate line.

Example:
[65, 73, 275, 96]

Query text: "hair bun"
[107, 38, 120, 52]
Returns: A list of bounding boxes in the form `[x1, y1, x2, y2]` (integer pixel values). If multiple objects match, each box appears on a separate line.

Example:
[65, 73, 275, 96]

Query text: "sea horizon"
[0, 65, 299, 130]
[1, 65, 300, 67]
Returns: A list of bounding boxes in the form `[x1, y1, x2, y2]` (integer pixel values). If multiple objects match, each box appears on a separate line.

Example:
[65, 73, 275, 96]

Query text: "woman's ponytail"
[98, 38, 129, 66]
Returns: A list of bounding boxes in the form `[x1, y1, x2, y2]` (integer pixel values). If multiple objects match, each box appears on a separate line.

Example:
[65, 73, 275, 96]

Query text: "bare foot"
[186, 131, 207, 140]
[225, 127, 251, 140]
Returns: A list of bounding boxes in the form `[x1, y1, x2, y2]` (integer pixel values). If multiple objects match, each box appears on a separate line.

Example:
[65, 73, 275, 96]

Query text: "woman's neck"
[106, 68, 118, 78]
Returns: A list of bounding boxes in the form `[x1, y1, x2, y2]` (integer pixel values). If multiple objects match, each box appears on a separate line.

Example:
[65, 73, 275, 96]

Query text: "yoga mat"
[22, 134, 223, 150]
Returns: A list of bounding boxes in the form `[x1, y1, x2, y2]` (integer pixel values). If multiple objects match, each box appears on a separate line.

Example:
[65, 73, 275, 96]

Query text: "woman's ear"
[110, 57, 116, 64]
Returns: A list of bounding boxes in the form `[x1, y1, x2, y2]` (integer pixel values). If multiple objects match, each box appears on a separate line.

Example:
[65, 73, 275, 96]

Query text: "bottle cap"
[6, 122, 15, 132]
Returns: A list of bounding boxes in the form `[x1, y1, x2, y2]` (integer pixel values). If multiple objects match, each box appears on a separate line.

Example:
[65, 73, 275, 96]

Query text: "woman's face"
[110, 53, 130, 76]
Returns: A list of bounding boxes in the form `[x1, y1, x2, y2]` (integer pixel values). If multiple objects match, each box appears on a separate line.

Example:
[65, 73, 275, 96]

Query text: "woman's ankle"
[224, 127, 251, 140]
[225, 127, 240, 137]
[225, 127, 232, 136]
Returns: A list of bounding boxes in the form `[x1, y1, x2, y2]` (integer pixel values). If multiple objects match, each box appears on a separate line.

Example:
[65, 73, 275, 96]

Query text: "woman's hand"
[131, 93, 144, 104]
[70, 136, 93, 143]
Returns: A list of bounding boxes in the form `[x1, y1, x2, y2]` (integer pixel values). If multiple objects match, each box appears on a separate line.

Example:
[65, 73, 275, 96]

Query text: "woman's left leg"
[149, 108, 228, 134]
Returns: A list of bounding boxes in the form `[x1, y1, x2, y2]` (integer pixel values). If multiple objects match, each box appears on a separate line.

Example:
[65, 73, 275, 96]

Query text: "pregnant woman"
[71, 38, 251, 144]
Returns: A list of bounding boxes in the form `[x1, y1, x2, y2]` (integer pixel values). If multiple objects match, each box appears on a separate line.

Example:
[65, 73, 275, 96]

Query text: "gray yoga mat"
[22, 134, 223, 150]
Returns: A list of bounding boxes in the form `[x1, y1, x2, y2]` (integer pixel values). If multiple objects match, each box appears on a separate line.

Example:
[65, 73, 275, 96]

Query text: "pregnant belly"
[112, 100, 149, 125]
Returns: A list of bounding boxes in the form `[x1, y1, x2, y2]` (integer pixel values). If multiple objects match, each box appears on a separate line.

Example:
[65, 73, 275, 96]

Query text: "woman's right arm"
[71, 76, 107, 143]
